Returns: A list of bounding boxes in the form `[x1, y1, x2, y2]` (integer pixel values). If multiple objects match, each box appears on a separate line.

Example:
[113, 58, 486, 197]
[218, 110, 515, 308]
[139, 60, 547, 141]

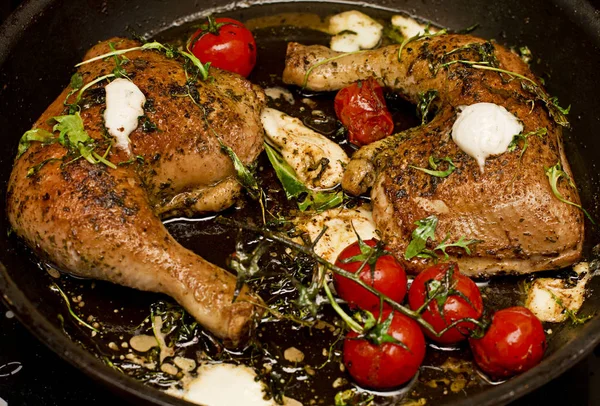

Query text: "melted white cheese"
[261, 108, 349, 190]
[181, 364, 280, 406]
[526, 262, 591, 323]
[329, 10, 383, 52]
[103, 78, 146, 153]
[295, 206, 378, 263]
[451, 103, 523, 172]
[391, 15, 437, 38]
[264, 86, 295, 105]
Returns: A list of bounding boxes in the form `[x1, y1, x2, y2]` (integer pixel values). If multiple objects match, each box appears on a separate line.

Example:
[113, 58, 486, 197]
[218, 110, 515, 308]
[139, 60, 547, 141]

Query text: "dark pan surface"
[1, 1, 600, 405]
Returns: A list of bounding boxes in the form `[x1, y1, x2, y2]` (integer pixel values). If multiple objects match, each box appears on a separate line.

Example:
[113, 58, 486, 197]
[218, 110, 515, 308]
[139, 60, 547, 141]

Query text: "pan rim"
[1, 0, 599, 405]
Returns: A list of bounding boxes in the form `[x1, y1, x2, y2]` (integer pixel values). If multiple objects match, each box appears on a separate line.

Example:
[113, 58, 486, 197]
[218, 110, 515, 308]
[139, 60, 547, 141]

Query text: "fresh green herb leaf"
[433, 234, 482, 260]
[507, 127, 547, 158]
[229, 240, 270, 301]
[410, 155, 456, 178]
[17, 128, 55, 158]
[405, 215, 481, 260]
[265, 143, 344, 212]
[334, 389, 375, 406]
[264, 143, 307, 200]
[297, 190, 344, 213]
[518, 45, 533, 65]
[70, 72, 84, 90]
[109, 42, 130, 79]
[382, 24, 404, 44]
[416, 89, 438, 125]
[404, 215, 438, 260]
[545, 161, 595, 224]
[218, 139, 261, 200]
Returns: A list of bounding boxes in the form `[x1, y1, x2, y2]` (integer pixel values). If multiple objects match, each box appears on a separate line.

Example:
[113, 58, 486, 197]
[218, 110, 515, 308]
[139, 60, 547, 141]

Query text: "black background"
[1, 0, 599, 405]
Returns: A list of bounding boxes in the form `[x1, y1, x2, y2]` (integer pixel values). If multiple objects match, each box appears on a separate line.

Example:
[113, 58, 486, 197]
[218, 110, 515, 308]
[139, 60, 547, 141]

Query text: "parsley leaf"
[404, 215, 438, 260]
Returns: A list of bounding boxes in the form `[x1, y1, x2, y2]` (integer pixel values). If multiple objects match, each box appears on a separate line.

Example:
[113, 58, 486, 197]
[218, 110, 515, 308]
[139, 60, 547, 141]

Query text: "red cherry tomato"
[334, 78, 394, 146]
[189, 17, 257, 77]
[343, 310, 426, 389]
[334, 239, 407, 311]
[469, 306, 546, 379]
[408, 263, 483, 345]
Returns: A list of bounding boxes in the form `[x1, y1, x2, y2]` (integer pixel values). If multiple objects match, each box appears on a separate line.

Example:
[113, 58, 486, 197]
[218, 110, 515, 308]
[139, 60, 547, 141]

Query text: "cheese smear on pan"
[103, 78, 146, 153]
[451, 102, 522, 172]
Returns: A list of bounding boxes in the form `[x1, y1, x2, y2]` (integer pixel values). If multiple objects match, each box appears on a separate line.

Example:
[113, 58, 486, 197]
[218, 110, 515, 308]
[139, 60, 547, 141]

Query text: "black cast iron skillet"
[1, 0, 600, 405]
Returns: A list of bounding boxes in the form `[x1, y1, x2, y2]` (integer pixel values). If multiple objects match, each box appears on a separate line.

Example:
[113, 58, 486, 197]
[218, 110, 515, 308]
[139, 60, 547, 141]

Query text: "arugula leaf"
[404, 215, 438, 260]
[265, 143, 344, 212]
[545, 161, 595, 224]
[17, 128, 55, 158]
[410, 155, 456, 178]
[507, 127, 547, 158]
[53, 113, 98, 165]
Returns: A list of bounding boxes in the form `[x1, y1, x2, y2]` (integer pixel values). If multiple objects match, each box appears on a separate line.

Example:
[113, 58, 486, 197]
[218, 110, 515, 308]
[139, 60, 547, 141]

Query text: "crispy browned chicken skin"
[7, 38, 265, 346]
[283, 35, 583, 276]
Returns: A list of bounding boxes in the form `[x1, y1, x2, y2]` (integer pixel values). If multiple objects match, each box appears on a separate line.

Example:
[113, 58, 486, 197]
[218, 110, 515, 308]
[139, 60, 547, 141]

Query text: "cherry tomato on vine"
[334, 77, 394, 146]
[188, 17, 257, 77]
[343, 310, 426, 389]
[469, 306, 546, 379]
[408, 262, 483, 345]
[333, 239, 407, 311]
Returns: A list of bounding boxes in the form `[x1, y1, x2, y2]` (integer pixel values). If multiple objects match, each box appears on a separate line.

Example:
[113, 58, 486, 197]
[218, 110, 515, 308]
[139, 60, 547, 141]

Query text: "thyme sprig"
[397, 28, 448, 62]
[76, 41, 210, 81]
[302, 50, 364, 89]
[216, 217, 489, 339]
[545, 162, 595, 224]
[416, 89, 438, 125]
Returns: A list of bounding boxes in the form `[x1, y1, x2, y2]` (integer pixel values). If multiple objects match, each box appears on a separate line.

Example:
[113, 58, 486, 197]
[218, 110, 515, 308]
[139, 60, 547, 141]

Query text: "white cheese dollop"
[391, 15, 437, 38]
[451, 102, 523, 172]
[103, 78, 146, 153]
[329, 10, 383, 52]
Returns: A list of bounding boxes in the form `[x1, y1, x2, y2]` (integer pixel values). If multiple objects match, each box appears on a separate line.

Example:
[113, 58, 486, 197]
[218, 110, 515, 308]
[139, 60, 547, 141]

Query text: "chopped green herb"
[404, 215, 438, 260]
[545, 161, 595, 224]
[382, 24, 404, 44]
[410, 155, 456, 178]
[17, 128, 55, 158]
[405, 215, 481, 260]
[507, 127, 547, 158]
[265, 143, 344, 212]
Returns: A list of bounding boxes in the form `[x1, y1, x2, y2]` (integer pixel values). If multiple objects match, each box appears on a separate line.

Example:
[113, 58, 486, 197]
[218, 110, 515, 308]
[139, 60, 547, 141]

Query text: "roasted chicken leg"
[283, 35, 583, 276]
[7, 38, 265, 346]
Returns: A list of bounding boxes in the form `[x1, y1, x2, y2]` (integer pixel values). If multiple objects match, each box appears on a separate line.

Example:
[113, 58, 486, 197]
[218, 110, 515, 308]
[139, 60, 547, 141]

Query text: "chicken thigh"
[283, 35, 584, 277]
[7, 38, 265, 346]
